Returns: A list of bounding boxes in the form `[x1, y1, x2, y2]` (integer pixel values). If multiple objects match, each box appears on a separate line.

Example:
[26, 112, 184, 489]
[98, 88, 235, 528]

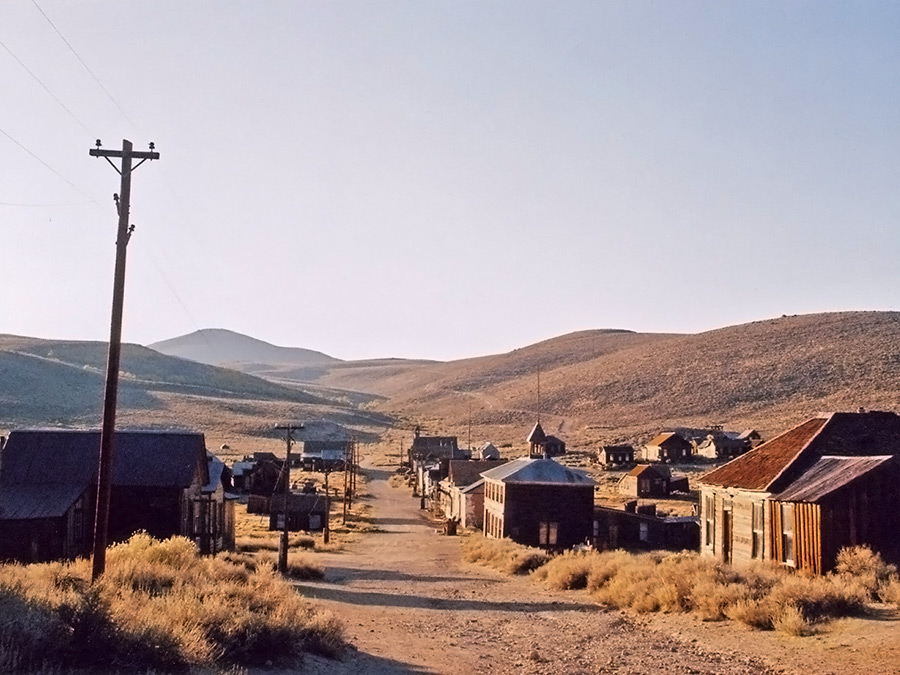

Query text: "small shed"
[479, 442, 500, 460]
[593, 503, 699, 551]
[618, 464, 671, 498]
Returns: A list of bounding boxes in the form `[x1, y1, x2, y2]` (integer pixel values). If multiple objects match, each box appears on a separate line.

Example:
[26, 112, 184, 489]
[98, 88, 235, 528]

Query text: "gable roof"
[625, 464, 670, 479]
[647, 432, 686, 447]
[527, 422, 546, 444]
[481, 457, 594, 486]
[0, 429, 208, 489]
[700, 411, 900, 492]
[772, 455, 895, 502]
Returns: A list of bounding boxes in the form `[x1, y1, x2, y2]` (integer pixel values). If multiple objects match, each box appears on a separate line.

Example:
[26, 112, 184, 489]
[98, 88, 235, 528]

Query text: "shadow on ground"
[324, 566, 501, 584]
[295, 582, 598, 613]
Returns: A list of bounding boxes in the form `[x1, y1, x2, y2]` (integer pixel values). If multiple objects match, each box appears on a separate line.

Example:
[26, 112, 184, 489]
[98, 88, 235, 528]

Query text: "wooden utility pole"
[323, 469, 331, 544]
[89, 139, 159, 583]
[275, 423, 304, 575]
[342, 445, 349, 524]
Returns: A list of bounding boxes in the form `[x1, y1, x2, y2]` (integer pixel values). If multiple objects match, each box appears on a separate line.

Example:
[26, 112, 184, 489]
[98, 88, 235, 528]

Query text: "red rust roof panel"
[700, 418, 827, 490]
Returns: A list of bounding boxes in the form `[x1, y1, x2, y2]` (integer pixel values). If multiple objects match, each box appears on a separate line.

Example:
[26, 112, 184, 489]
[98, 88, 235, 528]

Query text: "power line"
[0, 38, 90, 133]
[0, 125, 100, 205]
[30, 0, 138, 131]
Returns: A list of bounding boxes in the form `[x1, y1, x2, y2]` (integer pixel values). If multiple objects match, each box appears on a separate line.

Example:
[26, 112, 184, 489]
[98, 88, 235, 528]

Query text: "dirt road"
[292, 465, 777, 674]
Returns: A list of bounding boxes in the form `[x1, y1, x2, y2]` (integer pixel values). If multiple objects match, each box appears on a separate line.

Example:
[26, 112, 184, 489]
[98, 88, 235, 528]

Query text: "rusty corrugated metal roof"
[772, 455, 895, 502]
[699, 417, 827, 490]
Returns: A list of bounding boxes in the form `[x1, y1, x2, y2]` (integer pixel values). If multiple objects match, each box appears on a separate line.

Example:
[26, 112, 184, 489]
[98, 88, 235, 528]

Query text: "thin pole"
[323, 469, 331, 544]
[90, 139, 158, 583]
[275, 423, 304, 575]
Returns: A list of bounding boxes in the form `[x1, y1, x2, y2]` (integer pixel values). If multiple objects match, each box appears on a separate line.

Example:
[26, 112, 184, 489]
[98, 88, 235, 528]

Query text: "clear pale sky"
[2, 2, 898, 361]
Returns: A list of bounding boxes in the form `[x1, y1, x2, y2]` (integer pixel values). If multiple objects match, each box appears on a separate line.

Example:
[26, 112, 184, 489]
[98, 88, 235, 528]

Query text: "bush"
[833, 545, 898, 600]
[462, 536, 549, 575]
[0, 533, 344, 672]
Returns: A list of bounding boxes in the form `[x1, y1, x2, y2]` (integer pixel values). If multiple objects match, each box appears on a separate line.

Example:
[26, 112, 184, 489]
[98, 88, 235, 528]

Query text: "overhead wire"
[0, 37, 90, 133]
[0, 125, 101, 206]
[30, 0, 139, 132]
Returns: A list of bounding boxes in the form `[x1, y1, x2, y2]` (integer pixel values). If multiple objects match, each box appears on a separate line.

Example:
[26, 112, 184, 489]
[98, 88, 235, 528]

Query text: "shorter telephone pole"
[275, 423, 304, 575]
[323, 469, 331, 544]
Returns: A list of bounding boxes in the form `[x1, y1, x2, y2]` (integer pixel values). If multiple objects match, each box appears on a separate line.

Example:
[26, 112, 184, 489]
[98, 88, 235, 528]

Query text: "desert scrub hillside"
[464, 536, 900, 636]
[379, 312, 900, 443]
[0, 533, 343, 673]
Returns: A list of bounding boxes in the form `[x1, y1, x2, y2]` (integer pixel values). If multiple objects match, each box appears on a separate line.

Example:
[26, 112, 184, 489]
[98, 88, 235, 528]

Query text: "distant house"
[482, 457, 594, 549]
[479, 442, 501, 460]
[0, 429, 234, 562]
[269, 493, 328, 532]
[242, 455, 285, 496]
[598, 445, 635, 467]
[408, 427, 461, 464]
[642, 432, 692, 463]
[296, 440, 351, 471]
[527, 422, 566, 458]
[699, 410, 900, 573]
[618, 464, 671, 498]
[593, 502, 699, 551]
[694, 433, 749, 460]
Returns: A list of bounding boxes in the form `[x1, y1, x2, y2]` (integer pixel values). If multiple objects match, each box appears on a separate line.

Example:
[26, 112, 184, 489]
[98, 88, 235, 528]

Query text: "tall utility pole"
[275, 423, 304, 575]
[89, 139, 159, 583]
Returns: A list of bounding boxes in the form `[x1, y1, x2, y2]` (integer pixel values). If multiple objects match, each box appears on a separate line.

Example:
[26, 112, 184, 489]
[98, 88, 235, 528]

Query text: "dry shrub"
[286, 555, 324, 580]
[533, 551, 593, 589]
[879, 577, 900, 605]
[768, 574, 867, 622]
[725, 598, 778, 629]
[773, 604, 815, 636]
[291, 535, 316, 550]
[833, 545, 898, 600]
[0, 533, 344, 672]
[462, 536, 549, 575]
[235, 536, 278, 553]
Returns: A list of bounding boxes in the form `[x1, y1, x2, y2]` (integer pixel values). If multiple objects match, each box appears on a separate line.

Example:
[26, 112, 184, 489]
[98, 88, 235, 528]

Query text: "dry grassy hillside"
[0, 336, 394, 449]
[375, 312, 900, 447]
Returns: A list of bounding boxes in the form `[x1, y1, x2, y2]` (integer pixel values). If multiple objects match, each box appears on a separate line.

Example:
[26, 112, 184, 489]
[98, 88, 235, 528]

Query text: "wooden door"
[722, 510, 733, 563]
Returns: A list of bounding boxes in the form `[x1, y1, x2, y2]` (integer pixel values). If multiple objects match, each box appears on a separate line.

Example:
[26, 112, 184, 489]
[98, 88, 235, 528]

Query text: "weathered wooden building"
[0, 429, 234, 562]
[642, 432, 693, 463]
[597, 444, 635, 467]
[269, 493, 328, 532]
[699, 411, 900, 573]
[438, 459, 509, 528]
[296, 440, 351, 471]
[593, 503, 699, 552]
[694, 433, 749, 460]
[618, 464, 671, 497]
[482, 457, 594, 549]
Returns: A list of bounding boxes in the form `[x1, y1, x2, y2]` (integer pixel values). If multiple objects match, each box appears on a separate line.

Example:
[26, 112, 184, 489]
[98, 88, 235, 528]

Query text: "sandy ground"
[279, 464, 899, 675]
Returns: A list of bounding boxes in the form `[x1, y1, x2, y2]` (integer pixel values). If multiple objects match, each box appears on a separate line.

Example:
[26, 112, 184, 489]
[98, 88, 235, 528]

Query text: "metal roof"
[0, 429, 208, 489]
[480, 457, 594, 486]
[0, 484, 87, 520]
[700, 418, 827, 490]
[772, 455, 895, 502]
[700, 411, 900, 492]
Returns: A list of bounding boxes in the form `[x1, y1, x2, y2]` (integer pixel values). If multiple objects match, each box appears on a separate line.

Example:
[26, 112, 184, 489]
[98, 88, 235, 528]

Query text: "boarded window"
[639, 522, 650, 543]
[539, 521, 558, 546]
[704, 495, 715, 547]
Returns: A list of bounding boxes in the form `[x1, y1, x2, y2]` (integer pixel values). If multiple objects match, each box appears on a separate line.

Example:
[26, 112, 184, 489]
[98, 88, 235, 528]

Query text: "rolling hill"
[153, 313, 900, 448]
[0, 335, 393, 442]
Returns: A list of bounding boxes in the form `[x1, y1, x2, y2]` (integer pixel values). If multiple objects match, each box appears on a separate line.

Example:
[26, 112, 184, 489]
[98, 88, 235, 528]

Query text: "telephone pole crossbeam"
[89, 139, 158, 583]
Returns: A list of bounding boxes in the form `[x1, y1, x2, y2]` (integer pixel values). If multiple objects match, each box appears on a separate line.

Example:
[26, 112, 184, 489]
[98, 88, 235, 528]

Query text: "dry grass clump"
[462, 536, 549, 575]
[0, 533, 343, 673]
[547, 546, 883, 635]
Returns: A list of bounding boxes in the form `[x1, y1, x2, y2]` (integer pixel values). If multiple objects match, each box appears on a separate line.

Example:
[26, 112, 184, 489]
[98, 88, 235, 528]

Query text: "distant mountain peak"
[148, 329, 340, 368]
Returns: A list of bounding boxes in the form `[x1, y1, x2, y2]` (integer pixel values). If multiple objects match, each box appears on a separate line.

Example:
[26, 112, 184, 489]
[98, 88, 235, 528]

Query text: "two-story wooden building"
[481, 457, 594, 549]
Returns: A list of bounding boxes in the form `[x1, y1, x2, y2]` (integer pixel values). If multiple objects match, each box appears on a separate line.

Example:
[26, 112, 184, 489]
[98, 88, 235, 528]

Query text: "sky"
[2, 2, 899, 361]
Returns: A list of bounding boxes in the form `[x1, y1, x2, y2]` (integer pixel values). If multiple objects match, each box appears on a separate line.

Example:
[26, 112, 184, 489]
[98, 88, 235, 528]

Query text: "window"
[780, 503, 794, 565]
[704, 495, 715, 547]
[539, 521, 558, 546]
[639, 522, 650, 543]
[752, 502, 764, 559]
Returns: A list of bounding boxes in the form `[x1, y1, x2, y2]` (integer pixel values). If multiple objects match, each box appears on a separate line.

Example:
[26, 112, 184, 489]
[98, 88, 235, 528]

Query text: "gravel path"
[286, 465, 779, 674]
